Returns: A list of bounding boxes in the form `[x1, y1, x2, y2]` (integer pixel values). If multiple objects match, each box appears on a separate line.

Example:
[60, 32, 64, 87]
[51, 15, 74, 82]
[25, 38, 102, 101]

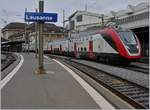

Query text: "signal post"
[24, 0, 57, 75]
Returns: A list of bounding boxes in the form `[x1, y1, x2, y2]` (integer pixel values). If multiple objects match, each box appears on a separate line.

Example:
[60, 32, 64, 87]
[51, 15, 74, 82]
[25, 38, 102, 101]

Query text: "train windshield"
[119, 31, 137, 45]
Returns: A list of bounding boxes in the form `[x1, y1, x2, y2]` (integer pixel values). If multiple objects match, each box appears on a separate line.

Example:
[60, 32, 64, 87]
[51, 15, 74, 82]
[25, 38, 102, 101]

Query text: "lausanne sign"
[25, 12, 57, 22]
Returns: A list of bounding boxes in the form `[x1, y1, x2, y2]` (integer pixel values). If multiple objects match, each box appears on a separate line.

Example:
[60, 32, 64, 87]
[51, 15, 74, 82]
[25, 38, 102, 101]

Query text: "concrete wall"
[120, 18, 149, 29]
[69, 12, 101, 31]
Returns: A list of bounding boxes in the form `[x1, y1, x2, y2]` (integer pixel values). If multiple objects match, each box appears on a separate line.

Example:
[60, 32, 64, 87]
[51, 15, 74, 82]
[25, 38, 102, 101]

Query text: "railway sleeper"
[119, 88, 145, 93]
[130, 93, 149, 99]
[111, 83, 131, 87]
[126, 91, 148, 94]
[135, 98, 149, 104]
[113, 85, 137, 90]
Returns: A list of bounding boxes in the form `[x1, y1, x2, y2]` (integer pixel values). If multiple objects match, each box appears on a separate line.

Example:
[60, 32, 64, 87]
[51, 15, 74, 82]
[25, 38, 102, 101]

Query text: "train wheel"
[123, 61, 131, 65]
[105, 57, 110, 64]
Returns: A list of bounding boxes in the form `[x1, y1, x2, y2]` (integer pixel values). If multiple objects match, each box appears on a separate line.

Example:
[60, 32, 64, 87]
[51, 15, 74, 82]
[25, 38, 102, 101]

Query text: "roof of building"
[9, 33, 23, 39]
[110, 2, 149, 17]
[69, 10, 102, 19]
[2, 40, 25, 45]
[28, 23, 66, 33]
[1, 37, 9, 42]
[1, 22, 25, 32]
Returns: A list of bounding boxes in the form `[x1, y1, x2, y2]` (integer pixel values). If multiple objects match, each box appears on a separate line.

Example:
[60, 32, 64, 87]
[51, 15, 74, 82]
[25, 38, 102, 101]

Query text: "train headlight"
[136, 45, 139, 49]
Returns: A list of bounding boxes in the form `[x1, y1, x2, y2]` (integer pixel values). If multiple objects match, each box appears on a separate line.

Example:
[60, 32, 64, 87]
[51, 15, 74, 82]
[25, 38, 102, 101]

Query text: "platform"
[1, 53, 114, 109]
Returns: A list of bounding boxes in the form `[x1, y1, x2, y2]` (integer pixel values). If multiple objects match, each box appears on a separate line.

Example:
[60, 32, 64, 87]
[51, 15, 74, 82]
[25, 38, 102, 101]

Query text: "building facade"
[1, 22, 25, 39]
[66, 2, 149, 57]
[28, 23, 67, 51]
[67, 11, 104, 32]
[1, 22, 67, 52]
[110, 2, 149, 29]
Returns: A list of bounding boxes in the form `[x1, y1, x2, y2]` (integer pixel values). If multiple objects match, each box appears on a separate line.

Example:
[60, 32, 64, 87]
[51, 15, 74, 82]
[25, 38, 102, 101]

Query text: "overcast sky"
[0, 0, 148, 28]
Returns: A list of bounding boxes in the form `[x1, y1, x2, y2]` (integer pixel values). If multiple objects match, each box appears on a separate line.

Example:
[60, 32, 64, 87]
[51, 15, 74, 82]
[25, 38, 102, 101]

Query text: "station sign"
[25, 12, 57, 22]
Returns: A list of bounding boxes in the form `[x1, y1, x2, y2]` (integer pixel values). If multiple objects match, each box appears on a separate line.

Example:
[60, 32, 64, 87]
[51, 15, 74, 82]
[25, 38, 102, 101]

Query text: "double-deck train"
[34, 27, 142, 64]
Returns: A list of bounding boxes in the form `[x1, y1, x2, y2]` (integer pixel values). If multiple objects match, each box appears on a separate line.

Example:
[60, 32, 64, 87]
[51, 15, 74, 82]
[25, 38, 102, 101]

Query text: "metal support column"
[35, 8, 38, 58]
[25, 8, 27, 53]
[27, 22, 30, 54]
[37, 0, 45, 74]
[101, 14, 104, 27]
[63, 10, 65, 28]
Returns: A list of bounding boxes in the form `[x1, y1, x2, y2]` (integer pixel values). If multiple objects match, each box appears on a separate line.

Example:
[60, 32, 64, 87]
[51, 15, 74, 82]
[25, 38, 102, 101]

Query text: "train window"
[119, 31, 137, 45]
[78, 48, 80, 51]
[101, 33, 117, 51]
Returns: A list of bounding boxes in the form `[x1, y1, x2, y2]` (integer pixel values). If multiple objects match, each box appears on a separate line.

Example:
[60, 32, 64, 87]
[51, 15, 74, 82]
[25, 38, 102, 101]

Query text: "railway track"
[63, 59, 149, 109]
[119, 65, 149, 74]
[1, 52, 16, 71]
[49, 55, 149, 109]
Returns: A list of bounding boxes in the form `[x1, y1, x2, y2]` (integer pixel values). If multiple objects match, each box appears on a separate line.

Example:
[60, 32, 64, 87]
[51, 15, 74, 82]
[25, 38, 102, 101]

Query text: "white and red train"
[44, 27, 142, 64]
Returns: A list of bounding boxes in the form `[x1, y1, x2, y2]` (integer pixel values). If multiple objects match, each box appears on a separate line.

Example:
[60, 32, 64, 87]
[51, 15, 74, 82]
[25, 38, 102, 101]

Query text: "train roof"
[49, 26, 132, 43]
[70, 26, 131, 38]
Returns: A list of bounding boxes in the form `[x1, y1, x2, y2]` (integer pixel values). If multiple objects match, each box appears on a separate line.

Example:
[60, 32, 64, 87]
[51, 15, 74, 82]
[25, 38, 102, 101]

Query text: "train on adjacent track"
[33, 27, 142, 64]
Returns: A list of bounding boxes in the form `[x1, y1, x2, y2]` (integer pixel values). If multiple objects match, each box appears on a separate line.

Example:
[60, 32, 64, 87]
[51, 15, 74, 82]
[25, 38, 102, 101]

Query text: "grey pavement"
[1, 53, 100, 109]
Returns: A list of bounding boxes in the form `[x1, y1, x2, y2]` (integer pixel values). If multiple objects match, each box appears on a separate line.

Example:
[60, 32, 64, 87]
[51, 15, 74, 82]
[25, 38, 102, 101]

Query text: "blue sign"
[25, 12, 57, 22]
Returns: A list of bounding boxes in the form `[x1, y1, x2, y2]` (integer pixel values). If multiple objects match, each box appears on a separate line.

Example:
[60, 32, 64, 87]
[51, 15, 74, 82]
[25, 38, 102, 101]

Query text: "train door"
[88, 40, 95, 59]
[89, 40, 93, 52]
[51, 45, 52, 53]
[74, 42, 76, 51]
[74, 42, 77, 57]
[60, 44, 62, 54]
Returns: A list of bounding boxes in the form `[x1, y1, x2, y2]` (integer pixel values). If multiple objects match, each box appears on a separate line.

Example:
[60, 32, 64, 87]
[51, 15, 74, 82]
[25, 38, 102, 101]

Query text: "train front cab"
[96, 28, 142, 64]
[108, 28, 142, 63]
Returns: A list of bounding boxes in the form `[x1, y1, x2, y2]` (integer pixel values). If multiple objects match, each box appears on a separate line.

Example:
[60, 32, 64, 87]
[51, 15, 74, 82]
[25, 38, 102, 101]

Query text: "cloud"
[0, 0, 148, 28]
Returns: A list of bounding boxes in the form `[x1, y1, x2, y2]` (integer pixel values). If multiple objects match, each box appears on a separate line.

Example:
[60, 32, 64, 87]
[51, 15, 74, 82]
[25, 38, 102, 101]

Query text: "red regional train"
[46, 27, 142, 64]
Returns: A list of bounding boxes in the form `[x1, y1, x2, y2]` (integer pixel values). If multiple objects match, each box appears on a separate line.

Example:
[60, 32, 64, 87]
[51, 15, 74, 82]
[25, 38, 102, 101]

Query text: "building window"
[81, 48, 83, 51]
[84, 48, 86, 51]
[76, 15, 82, 22]
[70, 20, 75, 30]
